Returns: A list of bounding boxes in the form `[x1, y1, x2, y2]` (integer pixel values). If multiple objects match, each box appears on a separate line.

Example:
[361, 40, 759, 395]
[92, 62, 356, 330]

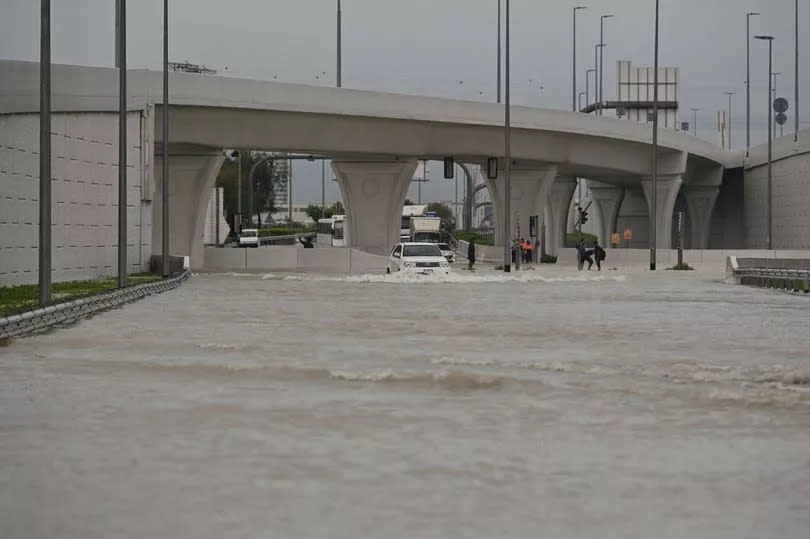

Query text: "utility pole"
[599, 14, 613, 116]
[746, 12, 760, 156]
[503, 0, 511, 272]
[161, 0, 170, 276]
[756, 35, 775, 249]
[39, 0, 51, 305]
[724, 91, 735, 149]
[691, 108, 700, 136]
[336, 0, 342, 87]
[117, 0, 127, 288]
[650, 0, 659, 271]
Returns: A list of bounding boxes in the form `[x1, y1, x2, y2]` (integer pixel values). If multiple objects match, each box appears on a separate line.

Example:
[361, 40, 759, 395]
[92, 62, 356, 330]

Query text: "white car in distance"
[239, 228, 259, 248]
[388, 242, 451, 275]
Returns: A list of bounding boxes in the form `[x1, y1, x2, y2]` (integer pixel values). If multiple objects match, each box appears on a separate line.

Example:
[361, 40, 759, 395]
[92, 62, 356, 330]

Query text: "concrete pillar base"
[484, 167, 558, 247]
[547, 177, 577, 256]
[589, 181, 626, 246]
[332, 160, 418, 255]
[684, 186, 720, 250]
[641, 175, 683, 250]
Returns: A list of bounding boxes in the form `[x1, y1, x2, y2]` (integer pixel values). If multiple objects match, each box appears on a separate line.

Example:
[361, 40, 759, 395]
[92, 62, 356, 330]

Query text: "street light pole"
[117, 0, 127, 288]
[724, 91, 735, 149]
[161, 0, 170, 277]
[756, 35, 775, 249]
[599, 14, 613, 116]
[336, 0, 342, 88]
[746, 12, 760, 156]
[503, 0, 511, 272]
[39, 0, 51, 305]
[650, 0, 659, 271]
[497, 0, 501, 103]
[691, 108, 700, 136]
[795, 0, 799, 143]
[573, 6, 587, 112]
[593, 44, 602, 111]
[321, 159, 326, 218]
[771, 72, 781, 139]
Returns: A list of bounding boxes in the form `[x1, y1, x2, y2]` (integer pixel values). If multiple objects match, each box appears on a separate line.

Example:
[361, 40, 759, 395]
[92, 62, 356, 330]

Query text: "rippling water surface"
[2, 267, 810, 538]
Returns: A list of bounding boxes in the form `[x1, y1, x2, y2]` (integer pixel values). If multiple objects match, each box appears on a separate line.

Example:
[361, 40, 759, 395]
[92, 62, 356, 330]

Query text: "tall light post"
[585, 68, 595, 107]
[117, 0, 127, 288]
[497, 0, 498, 103]
[794, 0, 799, 143]
[336, 0, 342, 87]
[650, 0, 659, 271]
[723, 91, 735, 149]
[746, 12, 760, 156]
[161, 0, 170, 277]
[503, 0, 511, 272]
[39, 0, 51, 305]
[756, 35, 774, 249]
[321, 159, 326, 218]
[690, 108, 700, 136]
[599, 14, 613, 116]
[573, 6, 587, 112]
[593, 44, 603, 112]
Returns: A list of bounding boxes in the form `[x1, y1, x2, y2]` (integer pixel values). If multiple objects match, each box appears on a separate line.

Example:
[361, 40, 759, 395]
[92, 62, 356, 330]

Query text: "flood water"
[2, 267, 809, 538]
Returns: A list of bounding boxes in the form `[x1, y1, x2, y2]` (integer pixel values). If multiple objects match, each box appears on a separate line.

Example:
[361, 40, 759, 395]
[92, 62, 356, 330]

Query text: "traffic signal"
[579, 208, 589, 225]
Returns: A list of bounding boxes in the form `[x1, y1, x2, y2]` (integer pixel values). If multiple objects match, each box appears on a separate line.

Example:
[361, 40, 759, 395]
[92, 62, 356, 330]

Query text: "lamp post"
[161, 0, 170, 276]
[599, 14, 613, 116]
[39, 0, 51, 305]
[497, 0, 501, 103]
[756, 35, 774, 249]
[723, 91, 735, 149]
[746, 12, 760, 156]
[593, 44, 603, 112]
[503, 0, 511, 272]
[586, 68, 595, 108]
[573, 6, 587, 112]
[794, 0, 799, 143]
[116, 0, 127, 287]
[650, 0, 659, 271]
[336, 0, 342, 87]
[690, 108, 700, 136]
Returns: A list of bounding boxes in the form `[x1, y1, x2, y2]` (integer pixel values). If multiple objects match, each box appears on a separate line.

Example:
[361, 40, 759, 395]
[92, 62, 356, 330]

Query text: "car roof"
[399, 242, 440, 246]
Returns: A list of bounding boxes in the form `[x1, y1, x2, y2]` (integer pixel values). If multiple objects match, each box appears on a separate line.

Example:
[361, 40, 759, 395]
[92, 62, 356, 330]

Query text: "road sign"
[773, 97, 789, 113]
[775, 112, 787, 126]
[623, 229, 633, 241]
[611, 233, 621, 245]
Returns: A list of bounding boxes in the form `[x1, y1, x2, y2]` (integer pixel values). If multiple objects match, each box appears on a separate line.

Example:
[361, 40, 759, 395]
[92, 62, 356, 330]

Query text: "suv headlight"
[403, 261, 416, 268]
[439, 260, 449, 267]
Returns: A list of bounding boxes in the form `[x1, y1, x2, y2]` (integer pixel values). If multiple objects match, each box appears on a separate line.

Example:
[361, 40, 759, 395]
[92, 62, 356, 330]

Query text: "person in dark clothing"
[467, 239, 476, 270]
[591, 240, 606, 271]
[579, 241, 593, 270]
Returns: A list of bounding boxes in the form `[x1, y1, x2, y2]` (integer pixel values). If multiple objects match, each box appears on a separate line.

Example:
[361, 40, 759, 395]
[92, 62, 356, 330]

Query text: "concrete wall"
[744, 131, 810, 249]
[615, 188, 651, 248]
[202, 247, 388, 273]
[0, 112, 150, 286]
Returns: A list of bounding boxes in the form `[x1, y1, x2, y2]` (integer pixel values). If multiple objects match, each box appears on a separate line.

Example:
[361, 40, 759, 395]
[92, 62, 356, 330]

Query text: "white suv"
[239, 228, 259, 248]
[388, 242, 451, 275]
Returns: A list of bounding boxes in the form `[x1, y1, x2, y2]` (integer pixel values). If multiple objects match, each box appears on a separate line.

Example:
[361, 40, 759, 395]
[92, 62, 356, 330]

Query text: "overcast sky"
[2, 0, 807, 204]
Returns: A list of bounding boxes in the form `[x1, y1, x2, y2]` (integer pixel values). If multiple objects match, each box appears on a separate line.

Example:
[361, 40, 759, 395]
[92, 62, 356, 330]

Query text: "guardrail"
[0, 271, 191, 340]
[727, 256, 810, 293]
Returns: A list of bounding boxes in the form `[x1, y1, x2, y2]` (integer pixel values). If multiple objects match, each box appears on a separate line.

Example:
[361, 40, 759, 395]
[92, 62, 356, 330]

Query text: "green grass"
[0, 273, 161, 317]
[566, 231, 598, 246]
[454, 232, 495, 246]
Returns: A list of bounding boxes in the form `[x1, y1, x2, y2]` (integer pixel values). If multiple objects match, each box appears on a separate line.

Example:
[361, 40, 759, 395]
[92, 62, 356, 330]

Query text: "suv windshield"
[402, 244, 442, 257]
[241, 230, 257, 238]
[437, 244, 450, 250]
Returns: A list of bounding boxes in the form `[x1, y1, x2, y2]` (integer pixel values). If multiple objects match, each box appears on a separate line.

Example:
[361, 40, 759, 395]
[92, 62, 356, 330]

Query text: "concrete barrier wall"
[203, 247, 388, 274]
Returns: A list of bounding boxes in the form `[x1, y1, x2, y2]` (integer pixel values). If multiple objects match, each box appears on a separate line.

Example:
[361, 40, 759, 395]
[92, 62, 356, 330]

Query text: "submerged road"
[2, 267, 809, 538]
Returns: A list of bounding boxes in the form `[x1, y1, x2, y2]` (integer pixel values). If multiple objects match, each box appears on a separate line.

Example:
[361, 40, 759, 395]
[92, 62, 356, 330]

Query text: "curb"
[0, 271, 191, 340]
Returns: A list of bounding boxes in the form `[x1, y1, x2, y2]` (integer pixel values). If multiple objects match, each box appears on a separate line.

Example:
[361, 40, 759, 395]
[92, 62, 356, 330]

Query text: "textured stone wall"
[0, 112, 151, 285]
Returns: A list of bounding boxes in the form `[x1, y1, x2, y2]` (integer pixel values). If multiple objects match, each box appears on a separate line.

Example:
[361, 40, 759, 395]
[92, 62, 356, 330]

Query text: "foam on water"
[281, 271, 628, 284]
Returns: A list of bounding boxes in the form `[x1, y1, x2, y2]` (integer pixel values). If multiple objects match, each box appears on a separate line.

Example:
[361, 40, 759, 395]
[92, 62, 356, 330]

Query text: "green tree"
[305, 203, 325, 223]
[216, 152, 289, 229]
[326, 201, 345, 217]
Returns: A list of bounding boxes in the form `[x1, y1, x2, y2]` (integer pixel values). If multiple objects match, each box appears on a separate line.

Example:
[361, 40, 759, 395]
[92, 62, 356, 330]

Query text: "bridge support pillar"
[485, 166, 558, 247]
[684, 186, 720, 250]
[641, 175, 683, 250]
[332, 159, 418, 255]
[589, 181, 626, 245]
[153, 145, 225, 271]
[546, 177, 577, 256]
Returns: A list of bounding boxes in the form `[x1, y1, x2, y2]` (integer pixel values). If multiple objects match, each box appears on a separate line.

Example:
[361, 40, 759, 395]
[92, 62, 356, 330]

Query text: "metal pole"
[795, 0, 799, 143]
[503, 0, 511, 272]
[585, 70, 590, 107]
[248, 154, 254, 226]
[772, 72, 780, 140]
[599, 15, 612, 116]
[746, 13, 760, 156]
[321, 159, 326, 217]
[573, 6, 586, 112]
[161, 0, 169, 277]
[691, 108, 699, 136]
[288, 158, 293, 222]
[39, 0, 51, 306]
[497, 0, 501, 104]
[237, 152, 242, 218]
[117, 0, 127, 288]
[650, 0, 659, 271]
[336, 0, 342, 88]
[767, 39, 773, 249]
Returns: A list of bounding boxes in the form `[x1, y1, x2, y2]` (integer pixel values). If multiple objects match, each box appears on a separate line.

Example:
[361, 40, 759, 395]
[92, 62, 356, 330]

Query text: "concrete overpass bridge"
[1, 60, 740, 273]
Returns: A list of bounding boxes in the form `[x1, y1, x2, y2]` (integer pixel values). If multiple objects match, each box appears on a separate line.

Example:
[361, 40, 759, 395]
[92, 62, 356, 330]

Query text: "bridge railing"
[727, 256, 810, 293]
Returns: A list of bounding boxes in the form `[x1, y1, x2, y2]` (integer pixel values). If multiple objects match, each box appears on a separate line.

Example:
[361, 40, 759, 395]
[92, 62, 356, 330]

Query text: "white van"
[239, 228, 259, 248]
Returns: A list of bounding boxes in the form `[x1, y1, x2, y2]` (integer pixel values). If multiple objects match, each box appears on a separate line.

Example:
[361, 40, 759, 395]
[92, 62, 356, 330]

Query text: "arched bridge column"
[589, 181, 626, 245]
[684, 186, 720, 250]
[153, 144, 225, 270]
[641, 174, 683, 250]
[547, 177, 577, 256]
[332, 159, 418, 255]
[484, 166, 558, 246]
